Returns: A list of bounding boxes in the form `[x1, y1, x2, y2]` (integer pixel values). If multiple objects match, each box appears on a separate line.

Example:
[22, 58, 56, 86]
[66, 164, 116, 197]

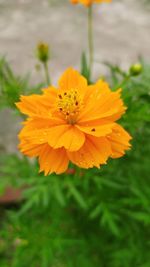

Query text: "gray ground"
[0, 0, 150, 153]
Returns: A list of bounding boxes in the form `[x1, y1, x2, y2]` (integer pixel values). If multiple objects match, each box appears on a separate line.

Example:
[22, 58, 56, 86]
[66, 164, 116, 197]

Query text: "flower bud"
[36, 42, 50, 63]
[129, 63, 143, 76]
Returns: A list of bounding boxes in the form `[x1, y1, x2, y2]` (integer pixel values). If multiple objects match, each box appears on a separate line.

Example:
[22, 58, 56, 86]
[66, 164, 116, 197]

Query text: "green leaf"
[53, 180, 66, 207]
[89, 204, 101, 219]
[80, 52, 90, 83]
[67, 182, 87, 210]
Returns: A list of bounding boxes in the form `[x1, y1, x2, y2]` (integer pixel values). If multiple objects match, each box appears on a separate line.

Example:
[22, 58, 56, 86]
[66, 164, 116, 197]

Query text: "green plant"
[0, 62, 150, 267]
[0, 57, 44, 110]
[0, 57, 28, 109]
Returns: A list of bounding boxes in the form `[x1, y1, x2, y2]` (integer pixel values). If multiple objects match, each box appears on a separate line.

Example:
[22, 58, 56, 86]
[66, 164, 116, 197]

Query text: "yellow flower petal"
[108, 124, 132, 158]
[76, 123, 114, 137]
[19, 140, 44, 158]
[16, 88, 57, 117]
[58, 67, 87, 95]
[39, 145, 69, 175]
[78, 83, 125, 122]
[46, 125, 85, 151]
[68, 135, 112, 168]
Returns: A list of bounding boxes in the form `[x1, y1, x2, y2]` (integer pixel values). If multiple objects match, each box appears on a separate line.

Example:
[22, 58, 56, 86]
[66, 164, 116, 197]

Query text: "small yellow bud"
[129, 63, 143, 76]
[36, 42, 50, 63]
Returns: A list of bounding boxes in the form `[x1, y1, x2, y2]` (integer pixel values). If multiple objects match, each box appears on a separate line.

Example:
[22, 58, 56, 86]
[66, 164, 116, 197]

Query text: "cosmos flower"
[16, 68, 131, 175]
[70, 0, 112, 7]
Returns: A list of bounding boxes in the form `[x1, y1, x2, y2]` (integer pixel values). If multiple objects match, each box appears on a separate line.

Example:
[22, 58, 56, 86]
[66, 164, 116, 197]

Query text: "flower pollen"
[57, 89, 83, 124]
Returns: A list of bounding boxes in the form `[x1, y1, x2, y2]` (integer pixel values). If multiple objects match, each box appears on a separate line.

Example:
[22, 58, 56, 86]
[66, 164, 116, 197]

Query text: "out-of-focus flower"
[16, 68, 131, 175]
[129, 63, 143, 76]
[36, 42, 50, 63]
[70, 0, 112, 7]
[71, 0, 78, 4]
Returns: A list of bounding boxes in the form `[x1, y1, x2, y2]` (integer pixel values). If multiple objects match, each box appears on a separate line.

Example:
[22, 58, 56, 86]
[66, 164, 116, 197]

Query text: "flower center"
[57, 89, 82, 124]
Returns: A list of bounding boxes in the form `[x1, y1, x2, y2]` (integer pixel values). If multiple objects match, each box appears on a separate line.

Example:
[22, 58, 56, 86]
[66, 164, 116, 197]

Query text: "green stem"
[43, 62, 51, 86]
[88, 5, 94, 80]
[115, 75, 130, 90]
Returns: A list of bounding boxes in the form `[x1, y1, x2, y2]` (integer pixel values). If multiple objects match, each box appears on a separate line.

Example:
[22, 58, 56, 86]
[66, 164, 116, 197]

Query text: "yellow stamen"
[57, 89, 83, 124]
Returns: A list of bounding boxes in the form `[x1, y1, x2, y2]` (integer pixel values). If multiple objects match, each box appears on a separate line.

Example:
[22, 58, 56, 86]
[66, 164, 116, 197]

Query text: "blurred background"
[0, 0, 150, 267]
[0, 0, 150, 80]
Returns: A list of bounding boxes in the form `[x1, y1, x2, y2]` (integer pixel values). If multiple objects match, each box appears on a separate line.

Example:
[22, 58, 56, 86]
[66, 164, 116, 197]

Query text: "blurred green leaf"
[81, 52, 90, 83]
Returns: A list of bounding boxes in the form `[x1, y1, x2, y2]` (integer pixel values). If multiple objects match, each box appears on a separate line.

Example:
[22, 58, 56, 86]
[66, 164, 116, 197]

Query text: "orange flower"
[16, 68, 131, 175]
[70, 0, 112, 7]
